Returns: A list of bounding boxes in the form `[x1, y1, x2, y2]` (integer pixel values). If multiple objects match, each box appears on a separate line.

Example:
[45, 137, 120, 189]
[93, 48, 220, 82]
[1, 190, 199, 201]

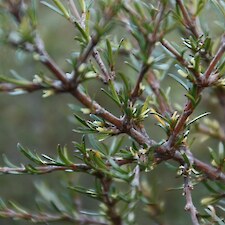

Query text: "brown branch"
[0, 82, 44, 93]
[161, 39, 200, 78]
[166, 100, 195, 148]
[204, 33, 225, 79]
[176, 0, 200, 38]
[146, 71, 171, 114]
[72, 88, 123, 129]
[3, 0, 225, 186]
[92, 48, 114, 83]
[183, 166, 199, 225]
[5, 38, 225, 184]
[100, 177, 122, 225]
[0, 164, 90, 175]
[130, 3, 166, 101]
[131, 64, 150, 100]
[34, 35, 69, 85]
[161, 39, 187, 66]
[0, 209, 106, 225]
[0, 159, 134, 175]
[163, 34, 225, 149]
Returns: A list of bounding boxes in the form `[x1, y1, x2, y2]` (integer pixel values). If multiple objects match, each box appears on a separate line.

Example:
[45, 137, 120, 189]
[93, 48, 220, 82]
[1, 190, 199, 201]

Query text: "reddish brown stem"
[176, 0, 200, 38]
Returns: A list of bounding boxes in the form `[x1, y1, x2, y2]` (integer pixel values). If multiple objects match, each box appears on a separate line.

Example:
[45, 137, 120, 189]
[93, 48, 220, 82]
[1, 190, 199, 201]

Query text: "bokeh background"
[0, 1, 224, 225]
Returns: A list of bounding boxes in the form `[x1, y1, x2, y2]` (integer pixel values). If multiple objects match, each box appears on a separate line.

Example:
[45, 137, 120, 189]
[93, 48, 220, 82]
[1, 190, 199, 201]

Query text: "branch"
[100, 177, 122, 225]
[0, 209, 107, 225]
[0, 82, 44, 93]
[130, 3, 166, 101]
[164, 34, 225, 148]
[72, 88, 123, 129]
[204, 33, 225, 79]
[0, 164, 90, 175]
[0, 159, 134, 175]
[92, 48, 114, 83]
[131, 64, 150, 100]
[161, 39, 200, 78]
[176, 0, 201, 38]
[183, 166, 199, 225]
[146, 71, 171, 114]
[34, 35, 69, 85]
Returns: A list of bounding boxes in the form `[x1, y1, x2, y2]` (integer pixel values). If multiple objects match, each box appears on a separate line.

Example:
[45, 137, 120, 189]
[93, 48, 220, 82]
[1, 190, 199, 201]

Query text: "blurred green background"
[0, 1, 224, 225]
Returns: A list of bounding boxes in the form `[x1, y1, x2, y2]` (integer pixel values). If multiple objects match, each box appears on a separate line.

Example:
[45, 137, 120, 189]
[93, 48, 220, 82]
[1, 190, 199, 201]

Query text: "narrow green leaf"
[106, 39, 113, 68]
[74, 114, 89, 127]
[57, 145, 73, 165]
[186, 112, 211, 127]
[108, 80, 121, 105]
[41, 1, 64, 16]
[168, 73, 189, 90]
[2, 154, 17, 168]
[17, 144, 41, 165]
[74, 21, 89, 42]
[9, 201, 28, 214]
[101, 88, 121, 107]
[52, 0, 70, 19]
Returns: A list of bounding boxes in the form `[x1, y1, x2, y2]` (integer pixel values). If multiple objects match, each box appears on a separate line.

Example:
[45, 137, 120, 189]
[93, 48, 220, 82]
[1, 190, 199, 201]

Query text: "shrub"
[0, 1, 225, 225]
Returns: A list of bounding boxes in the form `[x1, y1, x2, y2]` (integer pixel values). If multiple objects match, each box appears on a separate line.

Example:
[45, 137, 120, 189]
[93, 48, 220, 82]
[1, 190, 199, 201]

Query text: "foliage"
[0, 0, 225, 225]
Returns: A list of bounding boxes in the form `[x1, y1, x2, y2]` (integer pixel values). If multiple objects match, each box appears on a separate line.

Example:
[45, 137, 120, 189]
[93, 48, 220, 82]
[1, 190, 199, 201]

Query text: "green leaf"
[79, 0, 86, 13]
[108, 80, 121, 105]
[202, 181, 218, 194]
[57, 145, 73, 165]
[0, 75, 30, 86]
[17, 143, 41, 165]
[9, 201, 28, 214]
[88, 134, 106, 155]
[218, 142, 224, 161]
[109, 136, 125, 155]
[209, 147, 219, 167]
[2, 154, 17, 168]
[101, 88, 121, 107]
[181, 152, 191, 167]
[185, 92, 197, 107]
[106, 39, 114, 69]
[52, 0, 70, 19]
[168, 73, 189, 90]
[41, 1, 64, 16]
[186, 112, 211, 127]
[69, 186, 101, 200]
[74, 21, 89, 42]
[74, 114, 89, 127]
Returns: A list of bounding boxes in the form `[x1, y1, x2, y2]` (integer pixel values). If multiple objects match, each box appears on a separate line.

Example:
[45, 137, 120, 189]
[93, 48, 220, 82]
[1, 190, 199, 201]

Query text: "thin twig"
[130, 3, 166, 101]
[0, 164, 90, 175]
[0, 209, 107, 225]
[0, 83, 44, 93]
[34, 35, 69, 85]
[146, 71, 171, 114]
[92, 48, 114, 83]
[131, 64, 150, 100]
[176, 0, 200, 38]
[72, 88, 123, 129]
[100, 177, 122, 225]
[0, 159, 134, 175]
[161, 39, 187, 66]
[183, 166, 199, 225]
[161, 39, 200, 78]
[204, 33, 225, 79]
